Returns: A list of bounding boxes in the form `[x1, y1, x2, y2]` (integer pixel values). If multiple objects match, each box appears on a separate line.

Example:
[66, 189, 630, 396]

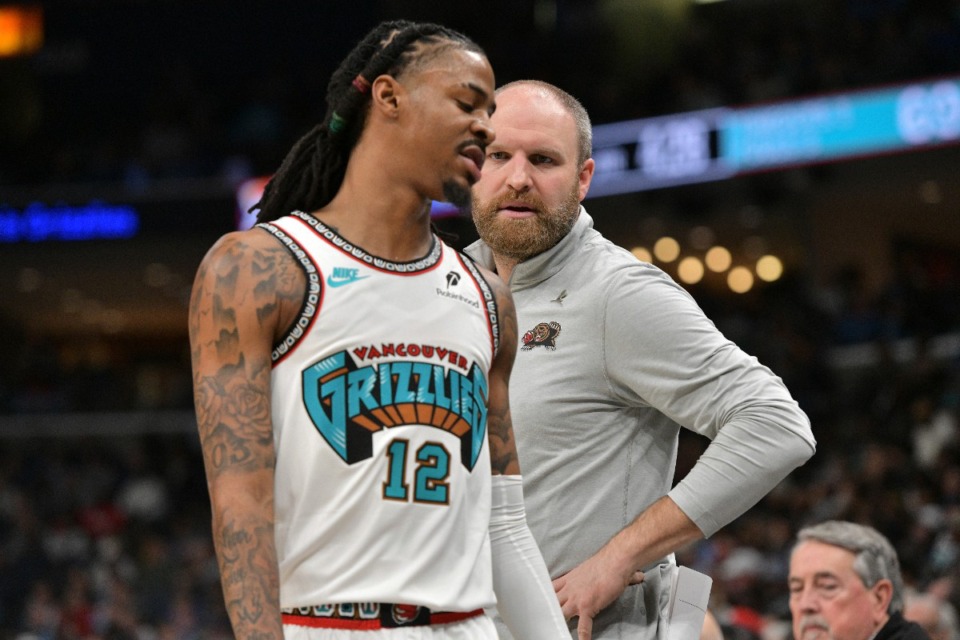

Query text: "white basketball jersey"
[259, 211, 500, 612]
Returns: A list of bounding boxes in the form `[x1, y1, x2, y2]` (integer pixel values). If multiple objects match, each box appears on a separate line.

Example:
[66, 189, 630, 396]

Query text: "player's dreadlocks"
[254, 20, 485, 223]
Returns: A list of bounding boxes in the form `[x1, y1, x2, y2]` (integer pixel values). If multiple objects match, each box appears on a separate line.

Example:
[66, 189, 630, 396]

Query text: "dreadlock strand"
[253, 20, 483, 224]
[254, 125, 326, 222]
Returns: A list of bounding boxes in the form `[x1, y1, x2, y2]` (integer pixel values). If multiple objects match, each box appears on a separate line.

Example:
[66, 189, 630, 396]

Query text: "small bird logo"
[551, 289, 567, 304]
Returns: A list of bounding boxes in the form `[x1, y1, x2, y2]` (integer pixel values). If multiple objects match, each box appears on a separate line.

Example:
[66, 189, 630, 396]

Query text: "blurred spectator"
[0, 437, 232, 637]
[788, 520, 928, 640]
[701, 609, 725, 640]
[904, 591, 960, 640]
[911, 395, 959, 472]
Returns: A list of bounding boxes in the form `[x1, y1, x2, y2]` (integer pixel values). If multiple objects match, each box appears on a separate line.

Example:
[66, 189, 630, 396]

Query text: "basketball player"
[189, 22, 567, 640]
[467, 80, 816, 639]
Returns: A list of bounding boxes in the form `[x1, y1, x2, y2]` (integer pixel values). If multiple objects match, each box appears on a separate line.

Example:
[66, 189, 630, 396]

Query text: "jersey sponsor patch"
[521, 321, 561, 350]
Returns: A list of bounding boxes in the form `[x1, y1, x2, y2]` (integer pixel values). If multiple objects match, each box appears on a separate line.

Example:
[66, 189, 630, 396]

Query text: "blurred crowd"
[1, 256, 959, 638]
[2, 0, 958, 189]
[0, 435, 231, 640]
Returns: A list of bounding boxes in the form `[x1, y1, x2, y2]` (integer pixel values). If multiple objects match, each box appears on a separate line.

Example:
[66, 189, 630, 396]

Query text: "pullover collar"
[465, 206, 593, 290]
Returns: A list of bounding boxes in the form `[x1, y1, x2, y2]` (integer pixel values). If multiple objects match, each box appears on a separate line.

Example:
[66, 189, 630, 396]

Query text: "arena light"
[705, 246, 732, 272]
[0, 201, 140, 242]
[653, 236, 681, 262]
[756, 255, 784, 282]
[677, 256, 705, 284]
[631, 246, 652, 263]
[235, 176, 270, 230]
[0, 5, 42, 58]
[727, 266, 754, 293]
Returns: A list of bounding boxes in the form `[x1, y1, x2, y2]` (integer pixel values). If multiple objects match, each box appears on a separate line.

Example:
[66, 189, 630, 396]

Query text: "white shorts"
[282, 614, 497, 640]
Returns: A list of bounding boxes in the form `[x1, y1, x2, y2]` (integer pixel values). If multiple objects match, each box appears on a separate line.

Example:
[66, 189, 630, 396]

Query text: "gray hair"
[795, 520, 905, 613]
[496, 80, 593, 166]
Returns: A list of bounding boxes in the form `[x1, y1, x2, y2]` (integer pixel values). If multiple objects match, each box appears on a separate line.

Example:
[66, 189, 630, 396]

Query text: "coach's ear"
[578, 158, 595, 201]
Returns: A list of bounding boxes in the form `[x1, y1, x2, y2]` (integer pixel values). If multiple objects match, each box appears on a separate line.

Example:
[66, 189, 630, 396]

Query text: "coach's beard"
[472, 183, 581, 261]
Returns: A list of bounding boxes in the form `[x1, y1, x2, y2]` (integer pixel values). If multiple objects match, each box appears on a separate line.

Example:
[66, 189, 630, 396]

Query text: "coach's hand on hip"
[553, 546, 645, 640]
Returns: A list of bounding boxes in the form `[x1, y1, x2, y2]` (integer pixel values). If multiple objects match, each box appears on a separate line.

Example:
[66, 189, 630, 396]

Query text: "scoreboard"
[588, 75, 960, 198]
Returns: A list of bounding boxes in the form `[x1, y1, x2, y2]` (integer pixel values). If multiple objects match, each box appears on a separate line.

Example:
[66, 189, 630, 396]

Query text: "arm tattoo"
[488, 390, 518, 475]
[194, 368, 273, 474]
[486, 274, 522, 476]
[217, 517, 280, 638]
[189, 233, 288, 639]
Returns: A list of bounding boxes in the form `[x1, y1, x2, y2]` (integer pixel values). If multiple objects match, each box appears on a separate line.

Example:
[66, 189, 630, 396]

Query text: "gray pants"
[494, 562, 677, 640]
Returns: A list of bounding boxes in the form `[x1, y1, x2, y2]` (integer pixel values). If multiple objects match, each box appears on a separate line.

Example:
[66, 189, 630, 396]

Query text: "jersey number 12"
[383, 439, 450, 505]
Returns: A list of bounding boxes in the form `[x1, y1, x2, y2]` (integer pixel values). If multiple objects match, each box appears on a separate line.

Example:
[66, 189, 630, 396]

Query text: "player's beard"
[472, 181, 581, 261]
[443, 180, 472, 211]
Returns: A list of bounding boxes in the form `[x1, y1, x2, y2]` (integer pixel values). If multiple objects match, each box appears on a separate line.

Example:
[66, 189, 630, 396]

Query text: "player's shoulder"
[197, 226, 291, 282]
[209, 225, 281, 256]
[451, 245, 499, 284]
[453, 247, 513, 309]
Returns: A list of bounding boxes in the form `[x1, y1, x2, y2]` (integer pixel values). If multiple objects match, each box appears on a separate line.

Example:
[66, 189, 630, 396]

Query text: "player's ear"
[370, 75, 402, 119]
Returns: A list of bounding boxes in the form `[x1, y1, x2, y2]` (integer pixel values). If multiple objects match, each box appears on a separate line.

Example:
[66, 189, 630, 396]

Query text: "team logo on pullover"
[521, 321, 561, 350]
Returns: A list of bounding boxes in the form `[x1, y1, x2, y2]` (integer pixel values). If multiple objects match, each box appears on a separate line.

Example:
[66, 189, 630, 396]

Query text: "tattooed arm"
[189, 229, 306, 640]
[482, 268, 521, 476]
[480, 268, 569, 639]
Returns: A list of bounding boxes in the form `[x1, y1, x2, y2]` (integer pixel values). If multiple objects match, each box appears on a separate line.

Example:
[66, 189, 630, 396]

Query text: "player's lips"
[459, 144, 485, 183]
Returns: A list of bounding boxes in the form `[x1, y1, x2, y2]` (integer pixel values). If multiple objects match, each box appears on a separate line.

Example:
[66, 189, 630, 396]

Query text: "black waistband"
[281, 603, 484, 629]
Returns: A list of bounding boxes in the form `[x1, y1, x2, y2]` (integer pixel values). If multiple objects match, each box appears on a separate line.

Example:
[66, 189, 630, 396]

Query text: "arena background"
[1, 1, 959, 638]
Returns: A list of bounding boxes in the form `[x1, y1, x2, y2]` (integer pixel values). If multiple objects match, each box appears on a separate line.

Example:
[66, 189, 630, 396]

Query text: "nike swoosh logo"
[326, 274, 370, 288]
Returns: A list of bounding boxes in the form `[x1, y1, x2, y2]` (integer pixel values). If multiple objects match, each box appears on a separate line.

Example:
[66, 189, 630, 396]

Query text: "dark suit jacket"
[874, 612, 932, 640]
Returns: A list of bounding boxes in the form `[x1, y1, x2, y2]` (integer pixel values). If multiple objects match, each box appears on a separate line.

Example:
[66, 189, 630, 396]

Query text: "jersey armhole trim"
[456, 252, 499, 359]
[257, 221, 323, 366]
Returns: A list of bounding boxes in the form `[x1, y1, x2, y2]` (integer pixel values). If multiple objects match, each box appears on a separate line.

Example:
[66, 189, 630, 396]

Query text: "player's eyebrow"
[463, 82, 496, 115]
[464, 82, 489, 101]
